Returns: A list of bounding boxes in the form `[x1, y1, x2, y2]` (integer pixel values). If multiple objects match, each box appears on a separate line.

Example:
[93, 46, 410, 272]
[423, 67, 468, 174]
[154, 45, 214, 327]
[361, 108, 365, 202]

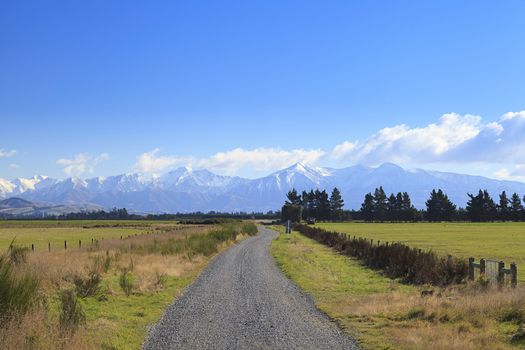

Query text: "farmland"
[0, 219, 257, 349]
[0, 220, 182, 250]
[319, 222, 525, 272]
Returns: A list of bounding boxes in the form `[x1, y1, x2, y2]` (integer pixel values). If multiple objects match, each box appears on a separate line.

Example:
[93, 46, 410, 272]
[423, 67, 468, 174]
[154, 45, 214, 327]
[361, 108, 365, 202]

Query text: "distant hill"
[0, 197, 34, 209]
[0, 197, 102, 218]
[1, 163, 525, 213]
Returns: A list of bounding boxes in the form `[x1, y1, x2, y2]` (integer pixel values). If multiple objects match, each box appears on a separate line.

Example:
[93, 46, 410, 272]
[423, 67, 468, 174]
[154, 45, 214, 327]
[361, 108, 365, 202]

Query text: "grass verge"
[271, 227, 525, 350]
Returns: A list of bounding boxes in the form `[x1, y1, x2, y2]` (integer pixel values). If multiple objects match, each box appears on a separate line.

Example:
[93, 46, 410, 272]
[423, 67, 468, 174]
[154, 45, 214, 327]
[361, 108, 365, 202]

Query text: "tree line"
[282, 187, 525, 222]
[282, 188, 345, 222]
[3, 208, 279, 220]
[361, 187, 525, 222]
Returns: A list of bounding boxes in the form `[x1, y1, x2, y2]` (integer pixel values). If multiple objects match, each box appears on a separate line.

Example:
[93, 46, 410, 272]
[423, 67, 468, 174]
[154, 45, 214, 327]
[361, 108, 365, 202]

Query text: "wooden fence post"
[498, 261, 505, 287]
[31, 243, 34, 252]
[511, 263, 518, 288]
[468, 257, 475, 280]
[79, 240, 81, 249]
[480, 258, 486, 276]
[48, 242, 51, 252]
[64, 240, 67, 250]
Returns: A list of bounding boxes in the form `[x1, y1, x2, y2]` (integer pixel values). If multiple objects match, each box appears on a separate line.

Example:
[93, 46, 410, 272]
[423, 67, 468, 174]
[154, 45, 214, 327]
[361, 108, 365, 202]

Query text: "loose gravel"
[143, 226, 359, 350]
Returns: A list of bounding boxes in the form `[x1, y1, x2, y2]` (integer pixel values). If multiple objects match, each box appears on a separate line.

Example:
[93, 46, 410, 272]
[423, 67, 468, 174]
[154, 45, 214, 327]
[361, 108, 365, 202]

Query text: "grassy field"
[0, 220, 182, 250]
[272, 227, 525, 350]
[0, 220, 257, 349]
[319, 222, 525, 269]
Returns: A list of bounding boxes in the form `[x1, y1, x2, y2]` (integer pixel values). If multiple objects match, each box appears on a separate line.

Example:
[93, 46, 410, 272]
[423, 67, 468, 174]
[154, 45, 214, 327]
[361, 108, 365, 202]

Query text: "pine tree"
[285, 188, 302, 206]
[360, 193, 375, 222]
[373, 186, 388, 221]
[315, 189, 330, 221]
[329, 187, 345, 221]
[498, 191, 510, 221]
[466, 189, 496, 222]
[387, 193, 398, 221]
[401, 192, 416, 221]
[509, 193, 523, 221]
[425, 189, 456, 221]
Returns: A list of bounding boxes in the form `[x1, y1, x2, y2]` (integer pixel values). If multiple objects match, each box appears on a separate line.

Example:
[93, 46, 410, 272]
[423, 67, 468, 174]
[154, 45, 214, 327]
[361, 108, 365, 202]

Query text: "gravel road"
[143, 226, 359, 350]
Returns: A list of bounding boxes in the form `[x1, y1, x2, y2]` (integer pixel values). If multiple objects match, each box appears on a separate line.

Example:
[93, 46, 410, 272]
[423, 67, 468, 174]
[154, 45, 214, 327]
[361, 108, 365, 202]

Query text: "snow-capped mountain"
[1, 163, 525, 213]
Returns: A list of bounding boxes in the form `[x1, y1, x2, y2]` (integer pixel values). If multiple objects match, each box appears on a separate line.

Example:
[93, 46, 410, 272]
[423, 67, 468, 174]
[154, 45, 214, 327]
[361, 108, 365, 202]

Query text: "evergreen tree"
[509, 193, 524, 221]
[285, 188, 302, 206]
[301, 190, 316, 218]
[498, 191, 510, 221]
[401, 192, 416, 221]
[360, 193, 375, 222]
[373, 186, 388, 221]
[387, 193, 398, 221]
[329, 187, 345, 221]
[425, 189, 456, 221]
[315, 189, 331, 220]
[466, 189, 496, 222]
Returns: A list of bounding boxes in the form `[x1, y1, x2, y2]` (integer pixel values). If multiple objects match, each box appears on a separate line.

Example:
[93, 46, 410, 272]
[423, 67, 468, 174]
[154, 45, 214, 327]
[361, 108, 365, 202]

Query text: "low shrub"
[74, 259, 103, 298]
[126, 222, 259, 258]
[155, 272, 168, 289]
[294, 224, 468, 286]
[0, 255, 40, 321]
[241, 222, 258, 236]
[119, 269, 135, 297]
[8, 245, 30, 265]
[498, 303, 525, 324]
[59, 289, 85, 333]
[73, 271, 101, 298]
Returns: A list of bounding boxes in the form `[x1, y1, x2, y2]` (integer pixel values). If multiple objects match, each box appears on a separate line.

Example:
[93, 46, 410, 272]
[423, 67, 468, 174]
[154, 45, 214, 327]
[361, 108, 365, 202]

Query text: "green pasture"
[318, 222, 525, 274]
[0, 220, 179, 250]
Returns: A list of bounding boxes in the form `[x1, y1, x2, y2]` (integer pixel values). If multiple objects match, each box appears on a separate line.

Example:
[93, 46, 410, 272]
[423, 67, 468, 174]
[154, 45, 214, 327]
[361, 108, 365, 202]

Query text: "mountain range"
[1, 163, 525, 214]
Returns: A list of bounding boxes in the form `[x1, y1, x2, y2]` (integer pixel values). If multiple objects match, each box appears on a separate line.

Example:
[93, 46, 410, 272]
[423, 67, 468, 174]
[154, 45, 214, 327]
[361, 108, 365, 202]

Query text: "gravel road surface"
[143, 226, 359, 350]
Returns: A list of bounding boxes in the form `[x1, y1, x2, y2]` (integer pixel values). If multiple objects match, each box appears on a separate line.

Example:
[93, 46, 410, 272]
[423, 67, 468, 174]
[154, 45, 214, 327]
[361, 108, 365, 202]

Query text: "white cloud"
[198, 147, 325, 175]
[133, 110, 525, 177]
[495, 164, 525, 182]
[8, 163, 19, 170]
[330, 111, 525, 165]
[134, 148, 188, 174]
[57, 153, 109, 176]
[501, 110, 525, 121]
[332, 141, 357, 160]
[0, 149, 16, 158]
[134, 147, 325, 175]
[331, 113, 482, 164]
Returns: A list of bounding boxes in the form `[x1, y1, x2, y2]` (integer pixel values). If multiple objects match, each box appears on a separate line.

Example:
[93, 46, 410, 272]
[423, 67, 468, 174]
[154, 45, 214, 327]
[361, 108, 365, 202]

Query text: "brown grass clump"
[345, 284, 525, 349]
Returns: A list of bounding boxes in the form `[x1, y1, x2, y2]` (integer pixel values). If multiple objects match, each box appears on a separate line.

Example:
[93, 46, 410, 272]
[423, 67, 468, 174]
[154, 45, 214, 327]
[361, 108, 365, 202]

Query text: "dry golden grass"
[0, 307, 90, 350]
[0, 222, 254, 350]
[347, 285, 525, 350]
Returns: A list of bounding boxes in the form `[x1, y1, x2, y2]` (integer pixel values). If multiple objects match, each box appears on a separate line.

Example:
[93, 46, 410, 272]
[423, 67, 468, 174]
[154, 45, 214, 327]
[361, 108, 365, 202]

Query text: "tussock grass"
[0, 254, 40, 321]
[0, 220, 258, 349]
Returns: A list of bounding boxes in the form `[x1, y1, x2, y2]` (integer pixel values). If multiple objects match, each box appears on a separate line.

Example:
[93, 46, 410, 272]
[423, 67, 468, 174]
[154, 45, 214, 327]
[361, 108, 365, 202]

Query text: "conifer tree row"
[283, 187, 525, 222]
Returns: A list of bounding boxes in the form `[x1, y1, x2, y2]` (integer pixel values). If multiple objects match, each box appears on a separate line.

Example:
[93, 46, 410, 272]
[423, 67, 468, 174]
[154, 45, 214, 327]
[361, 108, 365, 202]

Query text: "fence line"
[468, 257, 517, 288]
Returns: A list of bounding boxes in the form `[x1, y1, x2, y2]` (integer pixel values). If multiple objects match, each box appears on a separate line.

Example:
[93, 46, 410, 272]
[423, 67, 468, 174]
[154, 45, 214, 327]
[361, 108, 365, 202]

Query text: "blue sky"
[1, 1, 525, 180]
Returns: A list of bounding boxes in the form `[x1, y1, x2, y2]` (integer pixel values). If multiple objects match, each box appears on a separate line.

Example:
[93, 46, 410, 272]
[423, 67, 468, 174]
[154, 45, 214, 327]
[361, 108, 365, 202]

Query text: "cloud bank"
[57, 153, 110, 176]
[134, 147, 325, 175]
[133, 110, 525, 179]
